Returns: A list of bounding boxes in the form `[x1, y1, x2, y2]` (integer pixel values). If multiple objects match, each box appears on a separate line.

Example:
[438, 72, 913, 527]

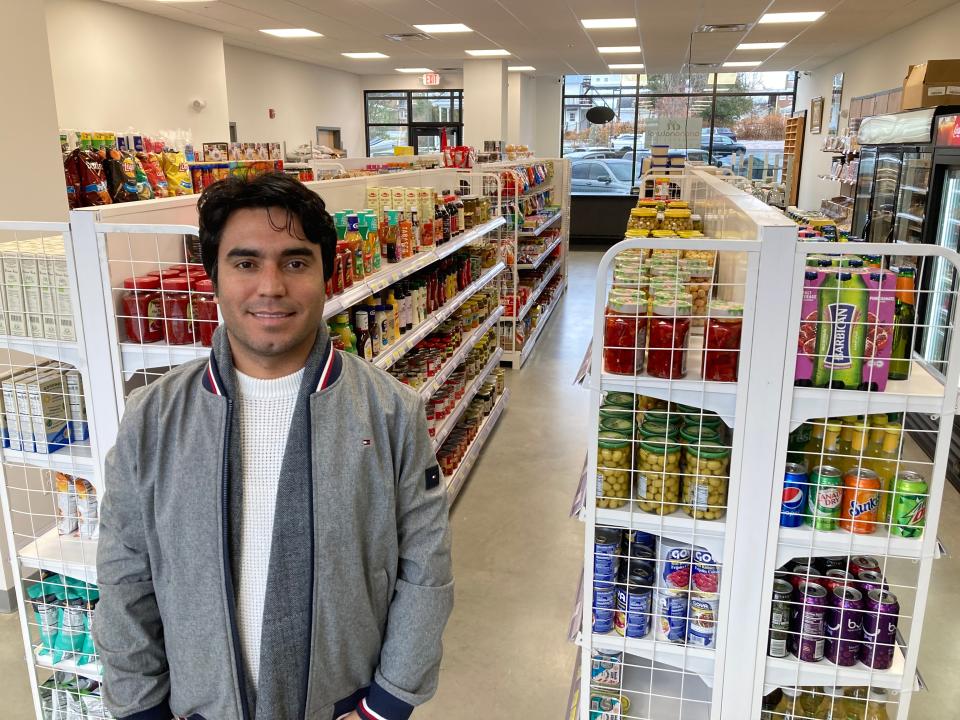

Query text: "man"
[95, 173, 453, 720]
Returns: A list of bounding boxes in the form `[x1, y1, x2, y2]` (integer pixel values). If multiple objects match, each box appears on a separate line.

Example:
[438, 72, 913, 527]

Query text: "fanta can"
[840, 468, 881, 534]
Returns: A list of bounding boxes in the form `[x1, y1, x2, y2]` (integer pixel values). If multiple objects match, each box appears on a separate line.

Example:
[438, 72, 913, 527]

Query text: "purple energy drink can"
[796, 582, 829, 662]
[826, 586, 864, 666]
[856, 570, 888, 598]
[861, 589, 899, 670]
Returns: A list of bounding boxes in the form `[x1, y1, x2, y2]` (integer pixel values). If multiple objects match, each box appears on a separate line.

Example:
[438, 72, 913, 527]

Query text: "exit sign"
[422, 73, 441, 86]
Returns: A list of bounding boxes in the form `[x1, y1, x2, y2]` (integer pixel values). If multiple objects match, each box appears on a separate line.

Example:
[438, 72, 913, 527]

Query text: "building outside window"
[365, 90, 464, 156]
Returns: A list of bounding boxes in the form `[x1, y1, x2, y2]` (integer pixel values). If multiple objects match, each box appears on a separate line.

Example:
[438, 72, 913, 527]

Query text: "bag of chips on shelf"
[63, 152, 81, 210]
[27, 575, 61, 657]
[161, 149, 194, 195]
[132, 155, 154, 201]
[138, 152, 170, 198]
[77, 589, 99, 666]
[70, 149, 111, 207]
[81, 691, 113, 719]
[39, 678, 66, 720]
[75, 477, 98, 540]
[55, 472, 77, 536]
[52, 580, 90, 663]
[103, 148, 138, 203]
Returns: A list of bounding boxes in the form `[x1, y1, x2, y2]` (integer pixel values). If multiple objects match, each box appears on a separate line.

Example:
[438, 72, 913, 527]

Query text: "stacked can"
[593, 528, 622, 634]
[793, 581, 829, 662]
[591, 650, 624, 687]
[806, 465, 843, 530]
[655, 538, 691, 643]
[825, 586, 864, 666]
[848, 556, 880, 578]
[768, 579, 793, 658]
[861, 590, 900, 669]
[780, 463, 809, 527]
[688, 548, 721, 648]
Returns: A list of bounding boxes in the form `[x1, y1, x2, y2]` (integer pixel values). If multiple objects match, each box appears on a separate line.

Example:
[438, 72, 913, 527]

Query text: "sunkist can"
[860, 589, 899, 670]
[768, 579, 793, 658]
[825, 586, 864, 666]
[781, 463, 808, 527]
[840, 468, 882, 534]
[807, 465, 843, 531]
[794, 581, 829, 662]
[892, 471, 928, 538]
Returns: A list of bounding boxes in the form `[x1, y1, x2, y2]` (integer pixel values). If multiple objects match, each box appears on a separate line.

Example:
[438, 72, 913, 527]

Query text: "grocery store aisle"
[419, 249, 603, 719]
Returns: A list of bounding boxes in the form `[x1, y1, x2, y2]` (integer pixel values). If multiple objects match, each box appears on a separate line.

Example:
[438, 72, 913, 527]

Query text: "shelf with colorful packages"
[0, 165, 515, 720]
[577, 167, 959, 719]
[484, 159, 571, 369]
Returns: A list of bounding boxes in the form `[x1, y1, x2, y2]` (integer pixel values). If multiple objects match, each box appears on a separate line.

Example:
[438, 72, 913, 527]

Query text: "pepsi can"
[781, 463, 808, 527]
[593, 581, 616, 634]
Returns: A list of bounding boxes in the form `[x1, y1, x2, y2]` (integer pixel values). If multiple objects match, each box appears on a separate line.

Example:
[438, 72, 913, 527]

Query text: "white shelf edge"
[590, 632, 716, 679]
[0, 335, 81, 366]
[2, 444, 96, 473]
[776, 524, 930, 564]
[432, 347, 503, 451]
[119, 342, 208, 379]
[513, 260, 562, 321]
[34, 645, 102, 682]
[516, 233, 564, 270]
[445, 387, 509, 503]
[519, 278, 565, 364]
[764, 645, 909, 691]
[519, 210, 562, 237]
[420, 307, 505, 401]
[18, 527, 98, 584]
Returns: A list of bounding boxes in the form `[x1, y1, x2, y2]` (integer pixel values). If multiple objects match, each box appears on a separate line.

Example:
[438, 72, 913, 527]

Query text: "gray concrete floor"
[1, 249, 958, 719]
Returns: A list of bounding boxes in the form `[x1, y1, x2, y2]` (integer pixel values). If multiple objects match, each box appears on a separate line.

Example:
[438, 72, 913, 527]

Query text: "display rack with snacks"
[0, 165, 515, 720]
[483, 159, 571, 368]
[574, 167, 958, 719]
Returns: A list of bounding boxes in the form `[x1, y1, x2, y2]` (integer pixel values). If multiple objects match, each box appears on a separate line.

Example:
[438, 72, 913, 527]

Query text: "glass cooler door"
[867, 150, 903, 242]
[852, 147, 876, 238]
[891, 151, 932, 243]
[922, 167, 960, 372]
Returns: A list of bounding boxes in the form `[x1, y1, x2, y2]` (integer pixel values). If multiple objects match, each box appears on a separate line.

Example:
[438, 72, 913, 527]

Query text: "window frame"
[364, 89, 464, 156]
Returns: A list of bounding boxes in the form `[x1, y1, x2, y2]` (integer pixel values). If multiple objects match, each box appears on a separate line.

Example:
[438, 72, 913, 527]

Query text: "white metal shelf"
[119, 342, 208, 379]
[516, 232, 563, 270]
[445, 387, 509, 503]
[594, 502, 726, 558]
[511, 260, 562, 321]
[503, 278, 566, 368]
[519, 210, 562, 237]
[419, 307, 505, 401]
[34, 646, 102, 682]
[18, 528, 97, 584]
[591, 632, 716, 680]
[589, 651, 712, 719]
[0, 335, 82, 367]
[765, 647, 909, 691]
[776, 524, 931, 565]
[1, 444, 95, 474]
[432, 347, 503, 452]
[373, 261, 505, 370]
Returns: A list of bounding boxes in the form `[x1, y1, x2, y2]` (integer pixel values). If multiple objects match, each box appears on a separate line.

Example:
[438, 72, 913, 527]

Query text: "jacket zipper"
[220, 397, 252, 720]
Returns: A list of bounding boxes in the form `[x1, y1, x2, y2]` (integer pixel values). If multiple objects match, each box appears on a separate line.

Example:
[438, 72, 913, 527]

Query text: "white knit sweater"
[234, 367, 304, 690]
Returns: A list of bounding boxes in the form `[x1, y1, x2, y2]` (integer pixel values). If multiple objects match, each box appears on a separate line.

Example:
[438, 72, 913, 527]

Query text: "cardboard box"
[902, 60, 960, 110]
[29, 370, 71, 454]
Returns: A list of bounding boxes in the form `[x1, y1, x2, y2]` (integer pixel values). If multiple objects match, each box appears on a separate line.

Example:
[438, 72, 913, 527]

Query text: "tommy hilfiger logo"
[361, 439, 372, 447]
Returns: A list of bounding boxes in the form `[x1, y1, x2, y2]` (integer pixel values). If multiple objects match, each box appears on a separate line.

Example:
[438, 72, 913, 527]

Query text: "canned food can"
[768, 579, 792, 658]
[594, 528, 622, 579]
[823, 569, 856, 595]
[856, 570, 888, 597]
[781, 463, 809, 527]
[655, 590, 688, 643]
[615, 582, 653, 638]
[590, 650, 623, 687]
[848, 556, 880, 578]
[807, 465, 843, 531]
[593, 581, 616, 634]
[820, 556, 848, 572]
[794, 582, 829, 662]
[840, 468, 881, 534]
[860, 589, 899, 670]
[789, 564, 821, 593]
[629, 530, 657, 552]
[687, 593, 719, 648]
[691, 548, 721, 594]
[657, 537, 692, 590]
[826, 586, 864, 666]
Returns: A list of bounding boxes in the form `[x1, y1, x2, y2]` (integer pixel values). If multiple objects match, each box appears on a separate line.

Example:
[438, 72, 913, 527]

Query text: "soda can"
[781, 463, 809, 527]
[823, 569, 856, 595]
[657, 537, 692, 591]
[687, 593, 719, 648]
[848, 555, 880, 578]
[592, 581, 616, 634]
[594, 528, 622, 580]
[820, 556, 848, 572]
[789, 564, 821, 594]
[615, 581, 653, 638]
[856, 570, 888, 597]
[840, 468, 881, 534]
[794, 581, 829, 662]
[825, 586, 864, 666]
[768, 579, 793, 658]
[691, 548, 721, 594]
[655, 590, 688, 643]
[860, 589, 900, 670]
[807, 465, 843, 531]
[591, 650, 623, 687]
[892, 471, 928, 538]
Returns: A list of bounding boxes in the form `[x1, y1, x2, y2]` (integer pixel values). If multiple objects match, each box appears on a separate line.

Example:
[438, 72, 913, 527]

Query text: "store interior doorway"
[412, 125, 461, 155]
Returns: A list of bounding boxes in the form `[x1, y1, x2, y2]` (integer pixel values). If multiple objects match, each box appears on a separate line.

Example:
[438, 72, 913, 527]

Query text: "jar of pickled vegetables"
[647, 297, 692, 379]
[600, 416, 635, 436]
[628, 208, 659, 232]
[681, 260, 713, 324]
[638, 418, 680, 442]
[613, 266, 646, 290]
[662, 209, 693, 233]
[683, 248, 716, 265]
[681, 440, 730, 519]
[597, 431, 632, 509]
[636, 199, 659, 210]
[650, 247, 682, 260]
[603, 290, 648, 375]
[690, 214, 704, 232]
[636, 439, 682, 515]
[600, 403, 634, 428]
[703, 301, 744, 382]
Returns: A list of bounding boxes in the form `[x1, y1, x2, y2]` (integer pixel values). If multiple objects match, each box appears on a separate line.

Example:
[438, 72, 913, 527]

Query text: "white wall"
[796, 1, 960, 209]
[45, 0, 230, 144]
[463, 60, 508, 147]
[224, 45, 364, 157]
[359, 73, 463, 92]
[533, 76, 562, 157]
[507, 74, 536, 148]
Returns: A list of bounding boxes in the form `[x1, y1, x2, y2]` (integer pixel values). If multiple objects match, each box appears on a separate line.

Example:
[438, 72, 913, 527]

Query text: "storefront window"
[365, 90, 463, 156]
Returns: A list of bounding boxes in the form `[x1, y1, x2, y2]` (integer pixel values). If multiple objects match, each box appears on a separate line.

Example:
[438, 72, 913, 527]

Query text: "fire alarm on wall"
[268, 108, 276, 119]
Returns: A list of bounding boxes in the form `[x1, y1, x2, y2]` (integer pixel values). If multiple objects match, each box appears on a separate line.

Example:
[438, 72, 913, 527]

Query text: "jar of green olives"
[681, 440, 730, 520]
[635, 436, 682, 515]
[597, 431, 632, 509]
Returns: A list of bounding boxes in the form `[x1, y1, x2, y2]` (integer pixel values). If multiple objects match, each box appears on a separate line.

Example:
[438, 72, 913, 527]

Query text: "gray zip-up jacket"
[94, 329, 454, 720]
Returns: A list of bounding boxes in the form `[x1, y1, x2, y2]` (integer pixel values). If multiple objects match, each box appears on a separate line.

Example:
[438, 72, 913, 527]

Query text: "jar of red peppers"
[161, 276, 195, 345]
[702, 301, 743, 382]
[603, 289, 648, 375]
[193, 278, 218, 347]
[121, 275, 164, 343]
[647, 297, 692, 379]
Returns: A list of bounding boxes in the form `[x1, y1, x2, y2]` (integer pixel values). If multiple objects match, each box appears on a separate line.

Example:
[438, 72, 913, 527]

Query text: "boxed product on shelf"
[0, 237, 76, 341]
[54, 472, 99, 539]
[0, 363, 86, 452]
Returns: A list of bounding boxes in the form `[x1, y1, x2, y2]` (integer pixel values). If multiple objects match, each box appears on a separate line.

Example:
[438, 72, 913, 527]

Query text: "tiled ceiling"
[103, 0, 959, 76]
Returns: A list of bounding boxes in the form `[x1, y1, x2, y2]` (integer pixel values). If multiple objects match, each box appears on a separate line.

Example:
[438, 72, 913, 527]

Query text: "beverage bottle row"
[762, 686, 890, 719]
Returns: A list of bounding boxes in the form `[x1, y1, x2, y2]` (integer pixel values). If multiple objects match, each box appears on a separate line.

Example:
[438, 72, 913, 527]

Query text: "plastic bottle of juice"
[889, 266, 916, 381]
[820, 687, 846, 720]
[821, 423, 845, 470]
[798, 687, 828, 719]
[761, 689, 783, 719]
[865, 689, 890, 720]
[398, 210, 413, 260]
[804, 420, 826, 464]
[777, 688, 801, 718]
[344, 214, 364, 281]
[838, 416, 858, 466]
[841, 687, 868, 720]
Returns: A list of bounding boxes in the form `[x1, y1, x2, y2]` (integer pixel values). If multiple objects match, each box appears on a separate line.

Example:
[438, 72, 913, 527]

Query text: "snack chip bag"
[63, 152, 81, 210]
[75, 477, 99, 539]
[27, 577, 61, 657]
[55, 472, 78, 536]
[103, 148, 138, 203]
[71, 149, 111, 206]
[132, 154, 155, 201]
[161, 150, 194, 195]
[138, 152, 169, 198]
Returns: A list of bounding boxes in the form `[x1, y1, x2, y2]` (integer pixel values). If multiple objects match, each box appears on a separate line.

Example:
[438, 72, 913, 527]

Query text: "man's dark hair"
[197, 172, 337, 285]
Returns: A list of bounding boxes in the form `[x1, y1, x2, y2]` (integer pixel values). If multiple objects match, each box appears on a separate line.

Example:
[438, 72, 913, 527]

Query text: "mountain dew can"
[813, 271, 868, 389]
[891, 471, 928, 538]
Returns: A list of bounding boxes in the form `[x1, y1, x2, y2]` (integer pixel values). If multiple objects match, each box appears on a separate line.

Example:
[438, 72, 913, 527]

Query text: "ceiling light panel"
[260, 28, 323, 38]
[723, 61, 762, 67]
[413, 23, 473, 33]
[342, 52, 389, 59]
[758, 11, 825, 23]
[465, 49, 511, 57]
[609, 63, 645, 69]
[581, 18, 637, 29]
[396, 68, 433, 73]
[509, 66, 536, 72]
[737, 42, 787, 50]
[598, 46, 643, 54]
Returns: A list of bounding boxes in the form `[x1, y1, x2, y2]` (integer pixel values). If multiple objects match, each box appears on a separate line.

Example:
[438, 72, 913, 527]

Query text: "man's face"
[215, 207, 326, 372]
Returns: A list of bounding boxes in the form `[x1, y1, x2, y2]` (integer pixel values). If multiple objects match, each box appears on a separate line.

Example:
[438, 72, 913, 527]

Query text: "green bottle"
[814, 271, 868, 389]
[888, 267, 916, 381]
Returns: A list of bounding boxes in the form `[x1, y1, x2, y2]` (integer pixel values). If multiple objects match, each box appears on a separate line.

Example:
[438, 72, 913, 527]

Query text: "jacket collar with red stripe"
[201, 324, 342, 399]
